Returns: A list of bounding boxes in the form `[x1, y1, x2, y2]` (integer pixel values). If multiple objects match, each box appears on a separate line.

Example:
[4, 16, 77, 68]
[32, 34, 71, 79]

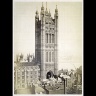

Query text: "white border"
[82, 1, 83, 95]
[13, 0, 83, 96]
[13, 0, 83, 2]
[13, 0, 14, 96]
[14, 0, 82, 2]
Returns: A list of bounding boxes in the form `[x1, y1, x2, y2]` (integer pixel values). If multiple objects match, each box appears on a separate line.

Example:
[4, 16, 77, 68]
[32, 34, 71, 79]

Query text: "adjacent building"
[66, 72, 76, 89]
[14, 54, 40, 90]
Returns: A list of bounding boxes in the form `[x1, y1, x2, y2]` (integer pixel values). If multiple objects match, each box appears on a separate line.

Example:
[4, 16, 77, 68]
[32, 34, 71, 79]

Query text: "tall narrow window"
[49, 34, 51, 43]
[49, 52, 51, 62]
[52, 34, 54, 43]
[52, 52, 54, 62]
[46, 33, 48, 43]
[22, 72, 25, 76]
[46, 52, 48, 62]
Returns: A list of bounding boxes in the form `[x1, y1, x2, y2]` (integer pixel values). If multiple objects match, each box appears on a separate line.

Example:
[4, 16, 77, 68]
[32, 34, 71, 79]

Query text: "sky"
[14, 2, 83, 70]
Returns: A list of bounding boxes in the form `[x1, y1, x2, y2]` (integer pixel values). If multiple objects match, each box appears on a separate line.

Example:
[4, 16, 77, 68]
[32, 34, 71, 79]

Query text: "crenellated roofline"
[35, 2, 58, 20]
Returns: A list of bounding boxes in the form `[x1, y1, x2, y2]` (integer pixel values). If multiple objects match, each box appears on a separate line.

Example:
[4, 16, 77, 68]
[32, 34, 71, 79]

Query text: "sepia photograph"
[13, 0, 83, 95]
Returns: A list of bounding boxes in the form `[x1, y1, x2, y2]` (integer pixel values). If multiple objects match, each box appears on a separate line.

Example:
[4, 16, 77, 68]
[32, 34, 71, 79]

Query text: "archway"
[46, 70, 54, 79]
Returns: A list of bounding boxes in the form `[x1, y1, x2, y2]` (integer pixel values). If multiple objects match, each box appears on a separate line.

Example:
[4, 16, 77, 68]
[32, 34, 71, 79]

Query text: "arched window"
[46, 52, 48, 62]
[46, 33, 48, 43]
[49, 52, 51, 62]
[52, 52, 54, 62]
[52, 34, 54, 43]
[49, 34, 51, 43]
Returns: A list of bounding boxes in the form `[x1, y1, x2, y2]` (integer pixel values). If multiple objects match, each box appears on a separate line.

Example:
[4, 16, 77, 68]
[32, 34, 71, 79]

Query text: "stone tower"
[35, 2, 58, 79]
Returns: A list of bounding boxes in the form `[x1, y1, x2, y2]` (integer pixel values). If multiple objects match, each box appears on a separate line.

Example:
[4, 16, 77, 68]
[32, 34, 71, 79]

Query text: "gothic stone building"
[14, 54, 40, 90]
[35, 3, 58, 79]
[14, 62, 40, 90]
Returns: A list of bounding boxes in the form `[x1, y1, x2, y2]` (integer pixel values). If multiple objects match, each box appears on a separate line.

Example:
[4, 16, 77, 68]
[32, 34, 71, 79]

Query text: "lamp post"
[60, 74, 70, 94]
[62, 77, 66, 94]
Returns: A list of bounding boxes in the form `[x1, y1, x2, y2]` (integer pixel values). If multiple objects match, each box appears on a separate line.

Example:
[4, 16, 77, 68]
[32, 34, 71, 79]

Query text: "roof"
[16, 61, 38, 66]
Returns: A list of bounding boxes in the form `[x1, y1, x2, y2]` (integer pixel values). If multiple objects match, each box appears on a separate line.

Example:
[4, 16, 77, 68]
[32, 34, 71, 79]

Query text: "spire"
[42, 2, 43, 7]
[36, 5, 38, 15]
[55, 4, 58, 13]
[41, 2, 44, 10]
[46, 2, 47, 10]
[49, 9, 51, 16]
[35, 9, 39, 19]
[36, 10, 38, 14]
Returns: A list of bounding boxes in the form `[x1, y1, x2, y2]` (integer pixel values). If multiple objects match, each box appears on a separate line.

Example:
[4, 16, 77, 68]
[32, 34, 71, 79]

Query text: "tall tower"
[35, 3, 58, 79]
